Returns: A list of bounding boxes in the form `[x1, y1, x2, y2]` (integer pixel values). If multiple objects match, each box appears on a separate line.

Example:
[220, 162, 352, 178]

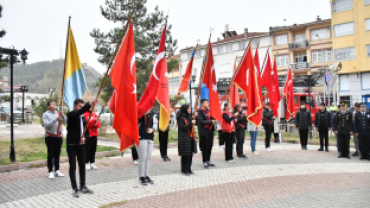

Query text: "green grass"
[0, 137, 118, 166]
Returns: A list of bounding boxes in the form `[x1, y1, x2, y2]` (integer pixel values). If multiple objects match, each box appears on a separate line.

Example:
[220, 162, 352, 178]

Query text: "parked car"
[0, 106, 23, 120]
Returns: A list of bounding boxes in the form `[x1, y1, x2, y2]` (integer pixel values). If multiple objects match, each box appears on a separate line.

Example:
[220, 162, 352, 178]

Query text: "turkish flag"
[137, 24, 167, 118]
[283, 67, 295, 121]
[156, 57, 171, 131]
[261, 53, 280, 117]
[108, 21, 139, 151]
[229, 57, 239, 108]
[178, 49, 196, 94]
[233, 45, 262, 126]
[203, 41, 223, 122]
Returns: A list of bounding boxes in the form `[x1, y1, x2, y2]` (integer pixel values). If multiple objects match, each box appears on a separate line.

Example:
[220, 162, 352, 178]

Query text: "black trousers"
[67, 144, 86, 190]
[45, 137, 63, 172]
[218, 130, 224, 146]
[158, 130, 169, 157]
[181, 155, 193, 173]
[264, 125, 272, 148]
[318, 128, 329, 149]
[223, 132, 234, 161]
[85, 136, 97, 164]
[236, 128, 245, 157]
[299, 129, 309, 147]
[358, 134, 370, 159]
[338, 133, 350, 157]
[199, 131, 214, 163]
[131, 146, 138, 161]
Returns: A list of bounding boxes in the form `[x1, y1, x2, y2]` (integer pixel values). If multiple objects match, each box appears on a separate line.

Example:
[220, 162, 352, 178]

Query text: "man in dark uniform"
[314, 102, 332, 152]
[295, 103, 312, 150]
[334, 103, 353, 159]
[354, 103, 370, 160]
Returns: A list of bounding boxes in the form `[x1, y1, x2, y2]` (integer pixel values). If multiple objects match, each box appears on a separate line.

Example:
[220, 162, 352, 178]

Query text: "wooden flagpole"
[82, 5, 137, 138]
[219, 37, 253, 105]
[260, 46, 270, 77]
[57, 16, 71, 136]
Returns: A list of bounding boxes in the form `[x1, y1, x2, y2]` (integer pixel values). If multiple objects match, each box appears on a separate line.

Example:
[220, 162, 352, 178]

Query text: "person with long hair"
[177, 104, 197, 176]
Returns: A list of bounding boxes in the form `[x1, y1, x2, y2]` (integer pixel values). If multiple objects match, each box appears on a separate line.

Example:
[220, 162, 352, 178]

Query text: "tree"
[0, 5, 7, 69]
[91, 0, 178, 100]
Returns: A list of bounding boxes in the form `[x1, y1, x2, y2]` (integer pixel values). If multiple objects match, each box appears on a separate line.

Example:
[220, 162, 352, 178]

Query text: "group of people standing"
[295, 101, 370, 160]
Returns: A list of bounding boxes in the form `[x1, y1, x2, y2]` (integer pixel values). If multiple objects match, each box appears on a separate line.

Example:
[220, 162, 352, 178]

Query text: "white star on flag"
[132, 84, 136, 94]
[212, 84, 217, 92]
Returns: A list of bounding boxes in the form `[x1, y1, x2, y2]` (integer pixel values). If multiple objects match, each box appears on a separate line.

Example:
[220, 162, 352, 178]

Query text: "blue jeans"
[249, 131, 258, 152]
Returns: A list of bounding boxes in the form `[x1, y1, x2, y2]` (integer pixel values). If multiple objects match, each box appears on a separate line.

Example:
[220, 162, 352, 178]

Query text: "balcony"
[288, 40, 309, 50]
[291, 62, 310, 70]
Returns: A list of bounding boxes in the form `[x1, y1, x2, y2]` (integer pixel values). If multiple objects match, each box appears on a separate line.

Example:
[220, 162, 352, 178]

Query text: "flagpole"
[57, 16, 71, 136]
[219, 37, 253, 105]
[171, 43, 199, 112]
[82, 5, 137, 138]
[260, 46, 270, 76]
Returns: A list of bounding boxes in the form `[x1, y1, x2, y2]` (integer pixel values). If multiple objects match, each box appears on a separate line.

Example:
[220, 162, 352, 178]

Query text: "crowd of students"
[42, 98, 370, 197]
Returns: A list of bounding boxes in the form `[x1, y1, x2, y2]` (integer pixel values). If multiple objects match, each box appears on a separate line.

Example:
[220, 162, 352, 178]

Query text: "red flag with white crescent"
[283, 67, 295, 120]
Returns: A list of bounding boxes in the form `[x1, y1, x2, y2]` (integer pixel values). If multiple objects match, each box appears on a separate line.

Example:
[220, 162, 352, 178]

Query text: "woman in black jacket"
[177, 104, 197, 176]
[234, 104, 247, 158]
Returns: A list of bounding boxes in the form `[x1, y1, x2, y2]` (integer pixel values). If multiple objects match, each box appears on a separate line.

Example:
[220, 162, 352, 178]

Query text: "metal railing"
[288, 40, 309, 49]
[291, 62, 310, 70]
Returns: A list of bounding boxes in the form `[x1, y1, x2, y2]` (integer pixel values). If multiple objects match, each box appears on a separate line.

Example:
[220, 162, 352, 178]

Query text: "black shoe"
[189, 171, 195, 175]
[72, 189, 79, 198]
[182, 172, 191, 176]
[325, 148, 329, 152]
[359, 157, 367, 160]
[80, 187, 94, 194]
[338, 154, 344, 158]
[208, 162, 216, 167]
[301, 146, 305, 150]
[139, 177, 148, 186]
[161, 157, 167, 162]
[204, 163, 209, 169]
[352, 152, 359, 157]
[165, 156, 171, 162]
[146, 176, 154, 184]
[241, 155, 248, 159]
[345, 156, 351, 159]
[318, 148, 324, 151]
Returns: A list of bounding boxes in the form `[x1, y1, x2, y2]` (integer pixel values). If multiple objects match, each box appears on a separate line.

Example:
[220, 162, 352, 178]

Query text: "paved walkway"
[0, 141, 369, 208]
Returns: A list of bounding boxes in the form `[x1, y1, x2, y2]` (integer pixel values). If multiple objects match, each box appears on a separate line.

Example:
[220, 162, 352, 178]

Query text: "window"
[251, 39, 259, 48]
[294, 54, 307, 63]
[367, 45, 370, 57]
[335, 47, 356, 61]
[366, 19, 370, 31]
[187, 51, 192, 59]
[238, 42, 246, 50]
[217, 46, 224, 54]
[225, 44, 233, 52]
[275, 34, 288, 45]
[168, 77, 179, 88]
[312, 50, 333, 63]
[193, 68, 197, 76]
[294, 96, 298, 105]
[276, 55, 289, 67]
[196, 50, 202, 58]
[294, 33, 306, 42]
[311, 28, 331, 40]
[365, 0, 370, 5]
[333, 22, 354, 37]
[333, 0, 353, 13]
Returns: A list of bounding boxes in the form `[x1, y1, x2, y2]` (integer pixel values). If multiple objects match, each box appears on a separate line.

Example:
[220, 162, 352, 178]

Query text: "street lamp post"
[315, 34, 327, 105]
[189, 75, 197, 113]
[0, 47, 28, 162]
[19, 86, 29, 123]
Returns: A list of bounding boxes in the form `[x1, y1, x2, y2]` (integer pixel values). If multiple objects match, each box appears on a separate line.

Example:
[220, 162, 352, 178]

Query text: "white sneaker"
[55, 170, 64, 177]
[222, 145, 225, 149]
[86, 163, 91, 171]
[253, 151, 260, 155]
[90, 163, 98, 170]
[227, 159, 236, 163]
[219, 146, 223, 150]
[266, 148, 274, 152]
[133, 160, 138, 165]
[48, 171, 55, 179]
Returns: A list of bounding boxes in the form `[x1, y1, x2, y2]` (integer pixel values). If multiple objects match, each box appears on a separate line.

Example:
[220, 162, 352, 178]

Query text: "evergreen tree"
[91, 0, 178, 102]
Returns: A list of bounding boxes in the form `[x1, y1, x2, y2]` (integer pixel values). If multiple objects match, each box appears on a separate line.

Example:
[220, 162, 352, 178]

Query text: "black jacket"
[295, 108, 312, 130]
[236, 113, 247, 130]
[314, 110, 332, 129]
[197, 108, 214, 138]
[334, 111, 352, 134]
[177, 112, 197, 156]
[138, 113, 154, 140]
[66, 102, 91, 145]
[262, 107, 273, 127]
[354, 111, 370, 135]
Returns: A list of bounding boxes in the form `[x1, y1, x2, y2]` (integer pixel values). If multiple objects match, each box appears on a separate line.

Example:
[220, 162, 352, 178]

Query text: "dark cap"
[360, 102, 367, 107]
[340, 103, 346, 106]
[320, 102, 326, 107]
[300, 102, 306, 106]
[354, 102, 360, 108]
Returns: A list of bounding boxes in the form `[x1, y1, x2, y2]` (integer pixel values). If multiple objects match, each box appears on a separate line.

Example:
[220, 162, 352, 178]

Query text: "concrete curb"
[0, 150, 120, 173]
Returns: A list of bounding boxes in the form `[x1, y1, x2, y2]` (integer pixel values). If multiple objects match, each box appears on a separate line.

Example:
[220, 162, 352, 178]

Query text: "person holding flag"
[262, 103, 274, 151]
[222, 102, 238, 163]
[177, 104, 197, 176]
[234, 104, 247, 158]
[83, 108, 101, 170]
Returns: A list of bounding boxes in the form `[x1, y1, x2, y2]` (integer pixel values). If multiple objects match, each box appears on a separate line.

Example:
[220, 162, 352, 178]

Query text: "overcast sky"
[1, 0, 331, 74]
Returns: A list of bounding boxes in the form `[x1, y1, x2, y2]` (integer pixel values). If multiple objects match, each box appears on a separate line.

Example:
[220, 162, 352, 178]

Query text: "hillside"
[0, 59, 102, 94]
